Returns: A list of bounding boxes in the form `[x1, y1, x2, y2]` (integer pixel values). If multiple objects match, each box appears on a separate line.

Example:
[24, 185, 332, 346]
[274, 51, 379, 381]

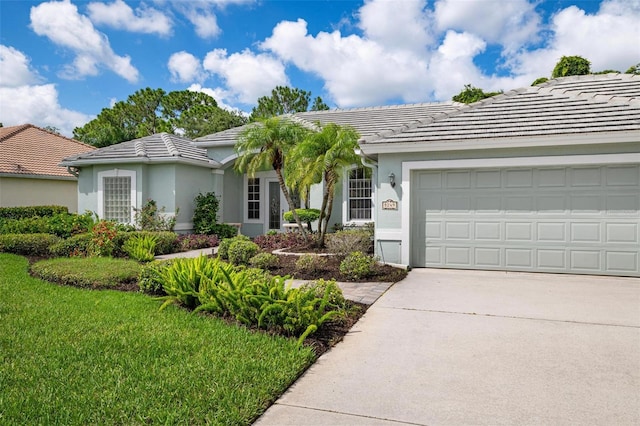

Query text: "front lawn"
[0, 254, 315, 425]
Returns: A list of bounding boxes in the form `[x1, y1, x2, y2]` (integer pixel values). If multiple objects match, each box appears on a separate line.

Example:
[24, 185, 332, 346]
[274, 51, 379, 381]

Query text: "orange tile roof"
[0, 124, 95, 178]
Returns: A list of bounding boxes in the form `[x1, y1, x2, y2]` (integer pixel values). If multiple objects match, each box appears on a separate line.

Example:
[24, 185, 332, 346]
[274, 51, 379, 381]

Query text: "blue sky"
[1, 0, 638, 136]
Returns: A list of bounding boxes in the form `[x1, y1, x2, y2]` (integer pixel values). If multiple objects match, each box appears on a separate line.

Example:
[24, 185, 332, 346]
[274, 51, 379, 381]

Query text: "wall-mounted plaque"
[382, 199, 398, 210]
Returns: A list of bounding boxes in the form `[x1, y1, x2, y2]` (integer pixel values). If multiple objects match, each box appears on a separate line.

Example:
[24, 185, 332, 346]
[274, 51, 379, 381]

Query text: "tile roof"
[369, 73, 640, 145]
[0, 124, 94, 178]
[61, 132, 219, 168]
[193, 102, 462, 147]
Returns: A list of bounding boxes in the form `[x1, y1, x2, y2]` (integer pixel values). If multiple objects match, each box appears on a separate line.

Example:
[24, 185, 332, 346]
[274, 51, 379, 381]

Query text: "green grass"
[0, 254, 315, 425]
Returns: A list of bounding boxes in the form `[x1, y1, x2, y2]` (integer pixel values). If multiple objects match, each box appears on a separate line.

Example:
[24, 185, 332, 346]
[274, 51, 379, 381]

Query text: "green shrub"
[211, 223, 239, 239]
[112, 231, 178, 257]
[295, 254, 328, 274]
[0, 233, 62, 256]
[133, 199, 178, 232]
[123, 234, 157, 262]
[299, 279, 347, 308]
[327, 229, 373, 256]
[283, 208, 321, 223]
[159, 256, 231, 310]
[89, 220, 118, 257]
[339, 251, 376, 280]
[0, 205, 68, 220]
[249, 252, 279, 270]
[30, 257, 141, 289]
[49, 233, 92, 257]
[138, 259, 173, 295]
[228, 240, 260, 266]
[0, 212, 94, 238]
[192, 192, 220, 235]
[218, 235, 250, 260]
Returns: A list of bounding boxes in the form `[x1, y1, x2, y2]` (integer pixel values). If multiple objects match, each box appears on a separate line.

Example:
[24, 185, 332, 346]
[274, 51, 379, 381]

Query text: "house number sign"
[381, 199, 398, 210]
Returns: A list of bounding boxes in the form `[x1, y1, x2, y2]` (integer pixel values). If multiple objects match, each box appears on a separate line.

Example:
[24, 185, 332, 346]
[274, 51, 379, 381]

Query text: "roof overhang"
[0, 172, 77, 181]
[359, 130, 640, 155]
[59, 156, 221, 169]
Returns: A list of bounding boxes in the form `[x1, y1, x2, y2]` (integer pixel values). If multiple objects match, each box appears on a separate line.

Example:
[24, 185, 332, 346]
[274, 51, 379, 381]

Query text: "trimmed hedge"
[0, 233, 62, 256]
[0, 205, 68, 220]
[0, 212, 94, 238]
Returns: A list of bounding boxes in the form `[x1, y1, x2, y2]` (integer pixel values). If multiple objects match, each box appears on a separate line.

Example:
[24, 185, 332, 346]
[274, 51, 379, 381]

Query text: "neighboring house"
[60, 133, 219, 232]
[62, 73, 640, 277]
[0, 124, 94, 212]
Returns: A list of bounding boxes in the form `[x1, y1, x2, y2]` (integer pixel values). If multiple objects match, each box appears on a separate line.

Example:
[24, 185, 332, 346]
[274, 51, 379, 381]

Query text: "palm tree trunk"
[276, 168, 309, 243]
[318, 171, 337, 248]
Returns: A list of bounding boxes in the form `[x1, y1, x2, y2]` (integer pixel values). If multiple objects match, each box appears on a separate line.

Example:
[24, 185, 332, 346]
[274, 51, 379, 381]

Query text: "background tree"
[234, 117, 311, 240]
[43, 126, 61, 135]
[250, 86, 330, 121]
[551, 55, 591, 78]
[287, 123, 360, 247]
[626, 63, 640, 75]
[73, 88, 246, 147]
[452, 84, 502, 104]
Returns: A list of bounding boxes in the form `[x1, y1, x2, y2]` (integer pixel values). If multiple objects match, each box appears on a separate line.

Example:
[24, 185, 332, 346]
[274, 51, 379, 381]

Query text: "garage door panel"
[412, 165, 640, 276]
[537, 249, 566, 269]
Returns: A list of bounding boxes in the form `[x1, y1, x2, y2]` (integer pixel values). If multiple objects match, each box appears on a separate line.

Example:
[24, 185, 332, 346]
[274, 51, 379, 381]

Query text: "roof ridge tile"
[160, 133, 180, 156]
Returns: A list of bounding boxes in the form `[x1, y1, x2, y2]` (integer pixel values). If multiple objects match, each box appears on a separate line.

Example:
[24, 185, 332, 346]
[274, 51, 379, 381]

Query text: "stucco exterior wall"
[173, 164, 217, 232]
[0, 176, 79, 212]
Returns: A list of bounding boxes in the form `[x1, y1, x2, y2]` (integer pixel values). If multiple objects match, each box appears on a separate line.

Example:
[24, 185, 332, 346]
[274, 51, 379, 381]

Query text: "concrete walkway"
[255, 268, 640, 425]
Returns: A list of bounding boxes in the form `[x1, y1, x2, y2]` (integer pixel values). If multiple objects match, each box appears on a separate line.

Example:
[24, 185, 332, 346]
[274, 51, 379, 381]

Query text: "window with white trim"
[247, 177, 260, 220]
[347, 167, 372, 221]
[97, 169, 136, 224]
[104, 176, 132, 222]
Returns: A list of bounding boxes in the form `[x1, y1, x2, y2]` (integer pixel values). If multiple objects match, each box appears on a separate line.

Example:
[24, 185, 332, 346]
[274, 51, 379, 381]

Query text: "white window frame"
[97, 169, 137, 224]
[244, 174, 263, 223]
[343, 166, 374, 225]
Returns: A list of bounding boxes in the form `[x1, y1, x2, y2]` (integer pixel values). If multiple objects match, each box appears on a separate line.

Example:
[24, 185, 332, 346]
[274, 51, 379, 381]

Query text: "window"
[104, 177, 131, 222]
[247, 177, 260, 220]
[97, 169, 136, 224]
[347, 167, 372, 221]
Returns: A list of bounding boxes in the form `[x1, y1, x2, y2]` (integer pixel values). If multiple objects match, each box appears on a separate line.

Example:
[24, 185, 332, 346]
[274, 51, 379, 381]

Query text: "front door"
[266, 180, 285, 233]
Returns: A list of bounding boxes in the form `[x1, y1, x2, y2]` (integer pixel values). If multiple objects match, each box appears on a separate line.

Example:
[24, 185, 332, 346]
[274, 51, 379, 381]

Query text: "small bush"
[295, 254, 328, 274]
[299, 279, 347, 309]
[218, 235, 250, 260]
[211, 223, 239, 239]
[177, 234, 219, 252]
[49, 233, 92, 257]
[30, 257, 141, 288]
[327, 229, 373, 256]
[283, 208, 321, 223]
[0, 233, 61, 256]
[339, 251, 376, 280]
[89, 220, 118, 257]
[228, 240, 260, 266]
[133, 199, 178, 232]
[138, 259, 173, 295]
[249, 252, 280, 270]
[123, 234, 157, 262]
[112, 231, 178, 257]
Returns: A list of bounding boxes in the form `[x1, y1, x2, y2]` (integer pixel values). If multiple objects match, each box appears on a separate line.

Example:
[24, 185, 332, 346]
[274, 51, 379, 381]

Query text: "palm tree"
[234, 117, 311, 240]
[287, 123, 360, 247]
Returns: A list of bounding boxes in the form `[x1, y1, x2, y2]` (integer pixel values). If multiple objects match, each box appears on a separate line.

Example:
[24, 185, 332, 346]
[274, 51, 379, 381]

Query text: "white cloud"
[0, 45, 42, 87]
[357, 0, 433, 53]
[87, 0, 173, 36]
[202, 48, 288, 104]
[261, 18, 431, 106]
[183, 7, 221, 39]
[168, 51, 204, 82]
[30, 0, 139, 83]
[0, 84, 92, 137]
[510, 0, 640, 78]
[434, 0, 541, 53]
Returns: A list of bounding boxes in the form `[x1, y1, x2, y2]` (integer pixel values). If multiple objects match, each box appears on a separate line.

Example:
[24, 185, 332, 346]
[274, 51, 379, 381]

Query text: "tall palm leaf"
[288, 123, 360, 247]
[235, 117, 310, 241]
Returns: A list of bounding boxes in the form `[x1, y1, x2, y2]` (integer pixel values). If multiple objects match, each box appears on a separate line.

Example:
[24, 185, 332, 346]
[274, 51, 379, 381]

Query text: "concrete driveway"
[255, 268, 640, 425]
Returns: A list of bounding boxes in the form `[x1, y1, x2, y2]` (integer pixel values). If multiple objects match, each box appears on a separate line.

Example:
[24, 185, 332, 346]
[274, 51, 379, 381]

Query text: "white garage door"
[411, 165, 640, 277]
